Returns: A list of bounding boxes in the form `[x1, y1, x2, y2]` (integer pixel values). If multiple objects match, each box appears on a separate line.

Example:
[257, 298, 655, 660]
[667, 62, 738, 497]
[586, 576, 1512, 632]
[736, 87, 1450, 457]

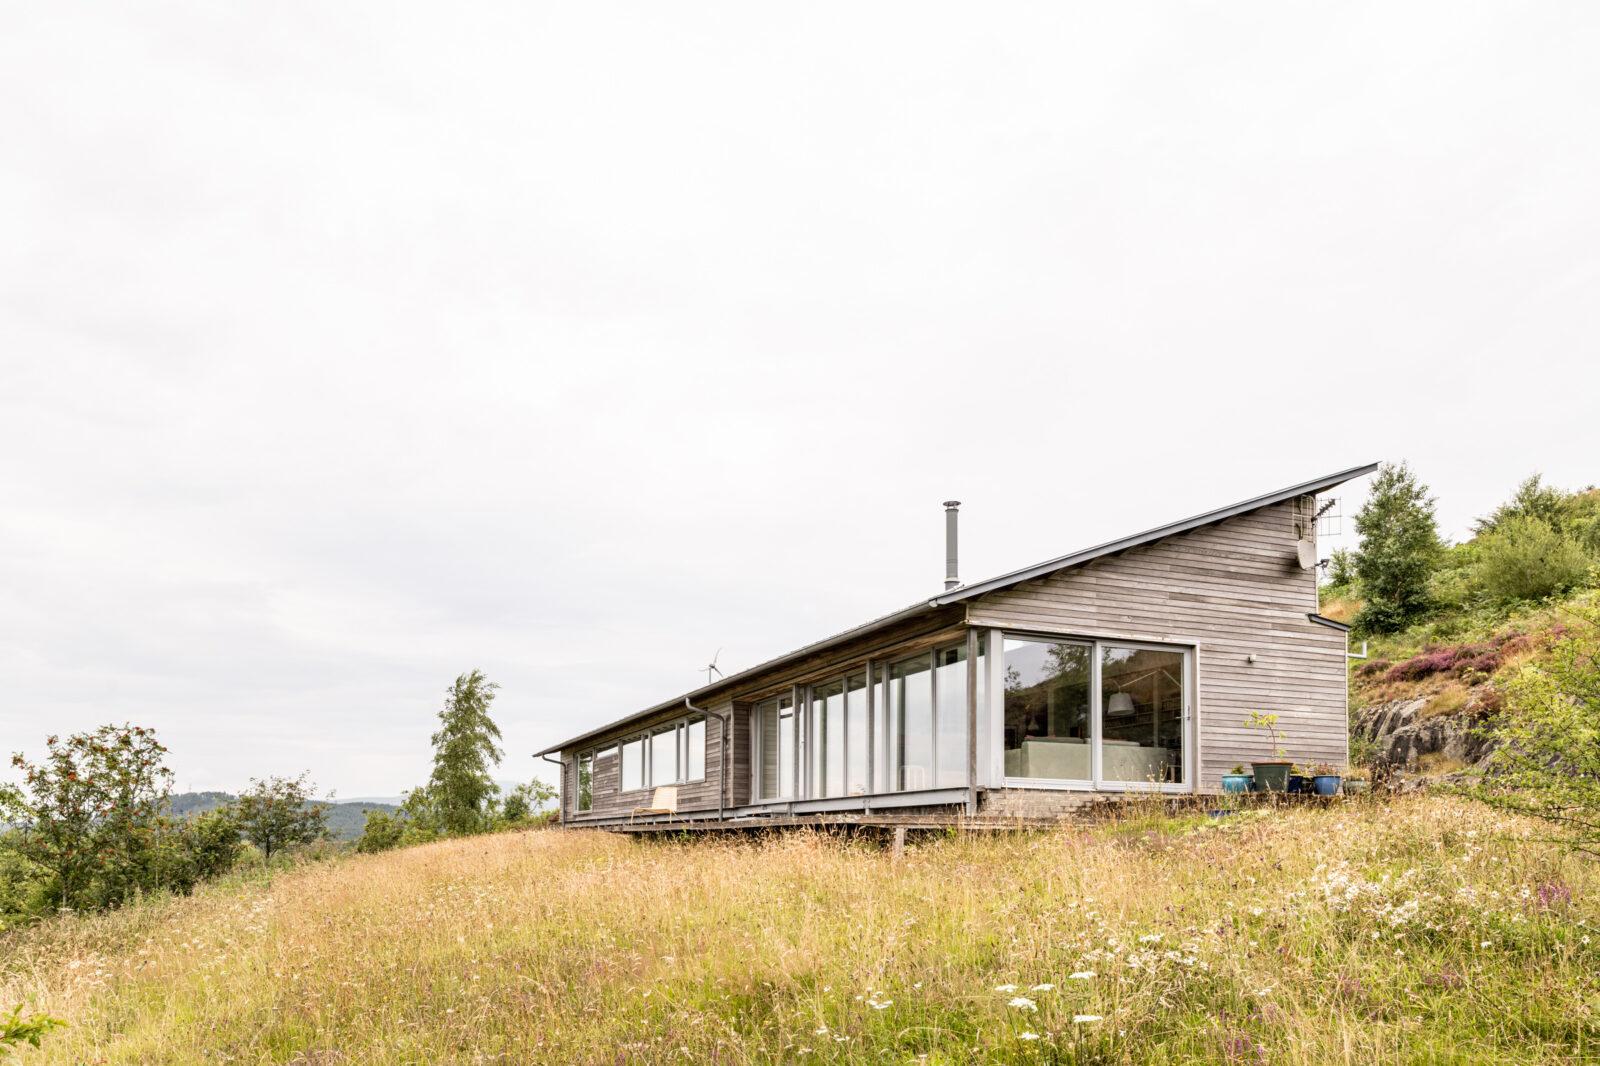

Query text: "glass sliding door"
[810, 680, 846, 798]
[1099, 645, 1186, 786]
[845, 673, 868, 795]
[933, 645, 968, 788]
[756, 695, 795, 801]
[890, 655, 934, 791]
[1002, 637, 1092, 782]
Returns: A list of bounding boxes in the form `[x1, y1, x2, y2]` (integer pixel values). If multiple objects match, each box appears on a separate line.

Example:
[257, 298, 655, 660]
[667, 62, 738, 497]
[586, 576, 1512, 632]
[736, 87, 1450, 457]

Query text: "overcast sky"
[3, 4, 1597, 797]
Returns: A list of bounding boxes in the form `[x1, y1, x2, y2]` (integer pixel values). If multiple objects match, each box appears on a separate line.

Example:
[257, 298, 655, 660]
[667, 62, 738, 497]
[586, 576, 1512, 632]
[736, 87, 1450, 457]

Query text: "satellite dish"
[1296, 538, 1317, 570]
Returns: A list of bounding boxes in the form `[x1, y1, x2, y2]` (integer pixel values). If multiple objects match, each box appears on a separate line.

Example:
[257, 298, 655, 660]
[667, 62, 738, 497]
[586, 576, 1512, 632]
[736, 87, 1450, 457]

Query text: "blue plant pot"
[1221, 774, 1251, 794]
[1287, 775, 1308, 795]
[1312, 775, 1341, 797]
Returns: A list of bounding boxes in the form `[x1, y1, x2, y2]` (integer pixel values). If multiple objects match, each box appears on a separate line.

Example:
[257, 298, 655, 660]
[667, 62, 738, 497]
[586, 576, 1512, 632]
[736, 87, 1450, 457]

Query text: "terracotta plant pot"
[1251, 761, 1293, 792]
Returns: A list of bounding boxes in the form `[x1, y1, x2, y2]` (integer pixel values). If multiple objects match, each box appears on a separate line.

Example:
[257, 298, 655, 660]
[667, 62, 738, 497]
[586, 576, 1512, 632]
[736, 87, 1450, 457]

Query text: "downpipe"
[686, 696, 730, 822]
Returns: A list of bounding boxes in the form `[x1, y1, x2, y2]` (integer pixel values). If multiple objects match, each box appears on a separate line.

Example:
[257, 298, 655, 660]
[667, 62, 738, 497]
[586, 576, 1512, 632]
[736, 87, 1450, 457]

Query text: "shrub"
[1473, 516, 1594, 604]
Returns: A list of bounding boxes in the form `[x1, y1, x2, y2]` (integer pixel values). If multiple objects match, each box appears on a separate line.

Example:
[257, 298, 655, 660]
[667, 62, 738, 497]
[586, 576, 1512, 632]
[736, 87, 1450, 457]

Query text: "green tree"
[500, 779, 558, 824]
[1325, 547, 1358, 589]
[231, 774, 328, 863]
[6, 725, 173, 911]
[1474, 473, 1570, 535]
[1352, 461, 1443, 633]
[1474, 516, 1594, 604]
[427, 671, 504, 835]
[1473, 605, 1600, 856]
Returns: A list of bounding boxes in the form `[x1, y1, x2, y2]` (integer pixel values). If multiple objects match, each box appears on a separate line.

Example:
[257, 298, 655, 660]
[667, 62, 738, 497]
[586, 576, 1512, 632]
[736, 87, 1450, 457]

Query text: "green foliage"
[231, 774, 329, 863]
[1352, 461, 1444, 633]
[151, 809, 244, 896]
[1, 1004, 65, 1054]
[1474, 473, 1570, 536]
[355, 788, 443, 854]
[1325, 547, 1357, 588]
[427, 670, 504, 836]
[1472, 605, 1600, 856]
[6, 724, 174, 912]
[499, 779, 557, 824]
[1474, 516, 1594, 605]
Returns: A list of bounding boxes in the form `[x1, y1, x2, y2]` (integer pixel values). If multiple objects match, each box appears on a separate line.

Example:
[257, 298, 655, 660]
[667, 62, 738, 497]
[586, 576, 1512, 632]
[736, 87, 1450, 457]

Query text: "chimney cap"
[942, 500, 961, 508]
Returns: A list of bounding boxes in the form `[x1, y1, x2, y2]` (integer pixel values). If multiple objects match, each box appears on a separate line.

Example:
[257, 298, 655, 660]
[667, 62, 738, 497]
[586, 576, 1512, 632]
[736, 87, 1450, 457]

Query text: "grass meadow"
[2, 794, 1596, 1064]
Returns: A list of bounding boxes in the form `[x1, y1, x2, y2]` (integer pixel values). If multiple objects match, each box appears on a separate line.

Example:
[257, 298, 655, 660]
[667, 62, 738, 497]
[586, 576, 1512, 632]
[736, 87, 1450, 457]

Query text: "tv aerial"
[703, 648, 724, 686]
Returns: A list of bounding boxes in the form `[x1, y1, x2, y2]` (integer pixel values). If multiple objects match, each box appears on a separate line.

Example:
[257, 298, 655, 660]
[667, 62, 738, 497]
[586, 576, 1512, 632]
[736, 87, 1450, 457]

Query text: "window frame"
[614, 713, 708, 795]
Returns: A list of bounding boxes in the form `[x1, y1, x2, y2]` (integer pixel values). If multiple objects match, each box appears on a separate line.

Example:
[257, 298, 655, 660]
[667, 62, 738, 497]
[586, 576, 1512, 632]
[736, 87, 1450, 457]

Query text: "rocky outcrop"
[1353, 698, 1499, 770]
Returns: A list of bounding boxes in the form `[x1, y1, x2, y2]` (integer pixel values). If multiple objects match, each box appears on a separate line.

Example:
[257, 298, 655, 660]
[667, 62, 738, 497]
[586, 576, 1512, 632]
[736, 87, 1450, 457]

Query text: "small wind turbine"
[703, 648, 724, 686]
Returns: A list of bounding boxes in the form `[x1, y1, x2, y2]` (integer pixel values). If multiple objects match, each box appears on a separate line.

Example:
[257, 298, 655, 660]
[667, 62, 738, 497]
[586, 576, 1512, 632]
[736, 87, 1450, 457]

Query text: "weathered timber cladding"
[563, 703, 730, 823]
[966, 498, 1346, 790]
[560, 608, 968, 819]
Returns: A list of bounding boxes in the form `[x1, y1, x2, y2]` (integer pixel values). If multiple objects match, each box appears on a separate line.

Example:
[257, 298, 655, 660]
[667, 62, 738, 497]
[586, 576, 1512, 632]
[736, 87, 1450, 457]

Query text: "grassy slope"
[2, 796, 1596, 1064]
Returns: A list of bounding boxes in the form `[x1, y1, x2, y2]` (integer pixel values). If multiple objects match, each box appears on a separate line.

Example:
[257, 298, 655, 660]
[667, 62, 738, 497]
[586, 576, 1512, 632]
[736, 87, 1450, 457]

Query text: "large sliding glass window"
[809, 680, 846, 798]
[1100, 645, 1185, 785]
[1001, 635, 1187, 786]
[619, 715, 706, 793]
[1003, 637, 1092, 781]
[934, 645, 968, 788]
[621, 736, 646, 792]
[756, 695, 795, 800]
[845, 673, 868, 795]
[890, 655, 934, 791]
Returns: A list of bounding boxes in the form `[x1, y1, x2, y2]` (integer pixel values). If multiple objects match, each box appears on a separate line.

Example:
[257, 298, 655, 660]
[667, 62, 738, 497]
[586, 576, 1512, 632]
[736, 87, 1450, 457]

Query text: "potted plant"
[1310, 763, 1343, 796]
[1343, 769, 1370, 795]
[1287, 763, 1310, 795]
[1222, 764, 1252, 793]
[1246, 711, 1293, 792]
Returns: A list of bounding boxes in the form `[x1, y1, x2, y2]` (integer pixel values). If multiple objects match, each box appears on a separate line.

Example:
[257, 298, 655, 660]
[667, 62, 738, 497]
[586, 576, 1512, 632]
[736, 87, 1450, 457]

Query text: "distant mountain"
[168, 792, 398, 842]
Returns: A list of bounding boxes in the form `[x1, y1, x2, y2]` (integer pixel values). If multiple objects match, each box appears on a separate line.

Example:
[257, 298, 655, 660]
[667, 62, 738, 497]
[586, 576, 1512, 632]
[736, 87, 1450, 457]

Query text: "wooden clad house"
[535, 464, 1376, 829]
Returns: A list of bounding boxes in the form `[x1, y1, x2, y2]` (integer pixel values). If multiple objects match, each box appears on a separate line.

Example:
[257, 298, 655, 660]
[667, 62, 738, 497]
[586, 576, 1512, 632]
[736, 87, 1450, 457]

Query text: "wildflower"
[1031, 983, 1054, 992]
[1019, 1031, 1040, 1041]
[814, 1027, 829, 1036]
[1008, 996, 1038, 1012]
[868, 999, 892, 1010]
[1069, 971, 1095, 980]
[1073, 1014, 1103, 1024]
[994, 983, 1019, 992]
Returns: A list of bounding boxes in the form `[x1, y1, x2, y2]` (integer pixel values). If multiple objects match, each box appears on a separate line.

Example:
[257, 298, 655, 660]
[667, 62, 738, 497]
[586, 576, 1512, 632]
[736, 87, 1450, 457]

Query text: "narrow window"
[845, 673, 868, 795]
[577, 751, 594, 812]
[891, 655, 934, 791]
[651, 727, 679, 785]
[684, 716, 706, 781]
[621, 736, 646, 792]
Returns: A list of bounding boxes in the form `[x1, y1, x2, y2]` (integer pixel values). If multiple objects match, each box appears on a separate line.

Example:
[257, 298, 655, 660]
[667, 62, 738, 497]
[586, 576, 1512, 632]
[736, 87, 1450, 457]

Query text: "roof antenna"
[703, 648, 724, 686]
[943, 501, 961, 591]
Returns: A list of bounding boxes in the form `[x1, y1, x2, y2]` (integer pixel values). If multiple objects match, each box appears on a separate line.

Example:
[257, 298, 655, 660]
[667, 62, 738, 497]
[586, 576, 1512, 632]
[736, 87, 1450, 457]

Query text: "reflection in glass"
[891, 656, 933, 790]
[756, 696, 795, 800]
[577, 751, 593, 811]
[934, 645, 968, 788]
[685, 717, 705, 781]
[1100, 645, 1185, 784]
[1003, 638, 1092, 780]
[651, 728, 678, 785]
[621, 737, 645, 792]
[845, 674, 868, 795]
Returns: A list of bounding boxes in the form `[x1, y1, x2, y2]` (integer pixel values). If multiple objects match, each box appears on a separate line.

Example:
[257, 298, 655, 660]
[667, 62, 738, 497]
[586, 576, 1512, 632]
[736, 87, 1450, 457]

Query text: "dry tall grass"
[2, 795, 1596, 1064]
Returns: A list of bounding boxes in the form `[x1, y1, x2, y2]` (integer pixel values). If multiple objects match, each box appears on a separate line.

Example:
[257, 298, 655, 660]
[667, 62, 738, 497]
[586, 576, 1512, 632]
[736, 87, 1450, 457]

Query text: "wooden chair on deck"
[630, 785, 678, 822]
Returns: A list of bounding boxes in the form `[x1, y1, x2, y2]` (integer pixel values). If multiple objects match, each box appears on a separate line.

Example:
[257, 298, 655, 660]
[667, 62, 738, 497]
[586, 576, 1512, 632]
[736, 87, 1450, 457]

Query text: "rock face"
[1353, 698, 1499, 770]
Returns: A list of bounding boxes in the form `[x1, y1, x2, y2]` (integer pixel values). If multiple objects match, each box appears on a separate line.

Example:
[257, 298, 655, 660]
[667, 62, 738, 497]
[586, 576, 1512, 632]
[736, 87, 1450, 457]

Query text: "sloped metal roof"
[534, 461, 1378, 757]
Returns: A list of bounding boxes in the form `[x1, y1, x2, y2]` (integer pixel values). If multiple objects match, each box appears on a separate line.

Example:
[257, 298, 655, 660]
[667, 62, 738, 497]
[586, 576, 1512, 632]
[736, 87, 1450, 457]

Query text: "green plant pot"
[1221, 773, 1251, 794]
[1343, 780, 1370, 795]
[1251, 761, 1293, 792]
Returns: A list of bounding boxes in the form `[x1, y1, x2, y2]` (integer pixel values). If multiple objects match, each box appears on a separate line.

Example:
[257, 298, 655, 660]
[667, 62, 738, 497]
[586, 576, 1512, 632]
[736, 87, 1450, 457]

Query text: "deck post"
[966, 627, 979, 817]
[892, 825, 906, 860]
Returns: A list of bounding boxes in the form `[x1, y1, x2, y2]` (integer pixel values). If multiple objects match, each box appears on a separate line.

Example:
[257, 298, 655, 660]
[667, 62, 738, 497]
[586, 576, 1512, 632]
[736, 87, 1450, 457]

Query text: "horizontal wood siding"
[966, 498, 1346, 790]
[563, 702, 731, 823]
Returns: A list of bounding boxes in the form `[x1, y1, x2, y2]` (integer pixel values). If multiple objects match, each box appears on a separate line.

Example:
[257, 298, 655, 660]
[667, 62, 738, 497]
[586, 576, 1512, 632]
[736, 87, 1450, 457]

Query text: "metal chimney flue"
[943, 500, 961, 591]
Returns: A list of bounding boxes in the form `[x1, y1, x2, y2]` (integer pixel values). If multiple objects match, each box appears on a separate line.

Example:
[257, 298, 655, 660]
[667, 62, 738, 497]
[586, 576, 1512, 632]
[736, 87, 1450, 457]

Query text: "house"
[535, 463, 1375, 829]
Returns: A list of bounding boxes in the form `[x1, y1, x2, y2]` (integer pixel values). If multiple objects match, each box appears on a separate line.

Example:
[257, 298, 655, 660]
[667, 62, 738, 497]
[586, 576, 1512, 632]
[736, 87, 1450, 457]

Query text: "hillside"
[3, 796, 1596, 1064]
[168, 792, 397, 842]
